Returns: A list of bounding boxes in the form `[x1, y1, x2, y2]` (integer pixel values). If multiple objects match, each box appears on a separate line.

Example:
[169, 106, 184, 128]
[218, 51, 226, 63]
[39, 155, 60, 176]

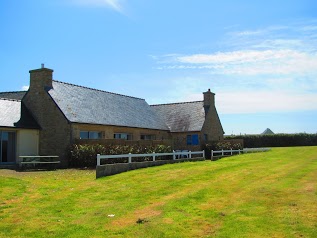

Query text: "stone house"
[0, 65, 224, 167]
[151, 90, 224, 151]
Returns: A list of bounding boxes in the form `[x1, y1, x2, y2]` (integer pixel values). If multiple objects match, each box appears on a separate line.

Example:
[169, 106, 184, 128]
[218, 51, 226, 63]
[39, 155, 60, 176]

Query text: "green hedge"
[202, 141, 243, 159]
[68, 144, 172, 168]
[225, 133, 317, 148]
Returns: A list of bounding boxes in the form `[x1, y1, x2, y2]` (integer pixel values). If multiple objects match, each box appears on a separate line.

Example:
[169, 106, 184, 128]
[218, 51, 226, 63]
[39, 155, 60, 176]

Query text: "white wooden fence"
[211, 148, 271, 158]
[97, 150, 205, 166]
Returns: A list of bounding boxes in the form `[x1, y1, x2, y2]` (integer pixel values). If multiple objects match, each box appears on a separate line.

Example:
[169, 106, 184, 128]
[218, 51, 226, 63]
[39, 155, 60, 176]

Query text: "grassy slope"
[0, 146, 316, 238]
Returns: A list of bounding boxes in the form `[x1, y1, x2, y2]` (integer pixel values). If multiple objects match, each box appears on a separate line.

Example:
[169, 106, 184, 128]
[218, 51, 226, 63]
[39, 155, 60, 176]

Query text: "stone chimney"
[203, 89, 215, 117]
[29, 64, 53, 92]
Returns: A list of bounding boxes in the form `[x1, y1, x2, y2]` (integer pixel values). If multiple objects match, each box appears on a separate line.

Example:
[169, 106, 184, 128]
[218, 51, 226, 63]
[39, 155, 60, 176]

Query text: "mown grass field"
[0, 146, 316, 237]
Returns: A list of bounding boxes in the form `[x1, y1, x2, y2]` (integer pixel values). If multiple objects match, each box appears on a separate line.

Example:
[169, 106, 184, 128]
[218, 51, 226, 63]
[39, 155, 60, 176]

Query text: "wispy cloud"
[70, 0, 125, 14]
[21, 86, 29, 91]
[158, 49, 317, 76]
[153, 20, 317, 114]
[217, 90, 317, 114]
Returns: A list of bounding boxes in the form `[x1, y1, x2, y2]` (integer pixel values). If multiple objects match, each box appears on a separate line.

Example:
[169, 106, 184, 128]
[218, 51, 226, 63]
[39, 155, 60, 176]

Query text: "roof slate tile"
[151, 101, 205, 132]
[47, 81, 169, 130]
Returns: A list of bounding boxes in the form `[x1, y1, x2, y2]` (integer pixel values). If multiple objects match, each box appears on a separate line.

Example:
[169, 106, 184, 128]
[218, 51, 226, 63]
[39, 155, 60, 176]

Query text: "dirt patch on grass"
[111, 203, 163, 227]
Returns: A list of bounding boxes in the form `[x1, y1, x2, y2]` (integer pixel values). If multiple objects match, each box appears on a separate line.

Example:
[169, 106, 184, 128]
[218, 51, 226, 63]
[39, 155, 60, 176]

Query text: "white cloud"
[156, 20, 317, 76]
[176, 49, 302, 64]
[152, 20, 317, 115]
[156, 20, 317, 77]
[217, 90, 317, 114]
[70, 0, 124, 13]
[21, 85, 29, 91]
[161, 49, 317, 76]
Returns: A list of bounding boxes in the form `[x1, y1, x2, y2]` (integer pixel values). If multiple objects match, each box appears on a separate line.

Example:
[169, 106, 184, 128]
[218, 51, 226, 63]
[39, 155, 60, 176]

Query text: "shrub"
[68, 144, 173, 168]
[202, 141, 243, 159]
[225, 133, 317, 148]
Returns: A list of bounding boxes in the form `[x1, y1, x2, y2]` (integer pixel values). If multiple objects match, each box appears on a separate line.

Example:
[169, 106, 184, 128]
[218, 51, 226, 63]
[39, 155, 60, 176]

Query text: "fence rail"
[97, 150, 205, 166]
[211, 148, 271, 158]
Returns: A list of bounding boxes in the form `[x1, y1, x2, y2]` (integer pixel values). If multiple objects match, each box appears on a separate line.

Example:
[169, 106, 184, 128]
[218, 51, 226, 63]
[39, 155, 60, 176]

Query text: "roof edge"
[151, 100, 203, 107]
[52, 80, 145, 101]
[0, 98, 21, 102]
[0, 90, 27, 94]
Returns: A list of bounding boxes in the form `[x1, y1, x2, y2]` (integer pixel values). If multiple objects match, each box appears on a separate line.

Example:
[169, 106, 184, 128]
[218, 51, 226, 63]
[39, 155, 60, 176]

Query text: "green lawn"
[0, 146, 316, 238]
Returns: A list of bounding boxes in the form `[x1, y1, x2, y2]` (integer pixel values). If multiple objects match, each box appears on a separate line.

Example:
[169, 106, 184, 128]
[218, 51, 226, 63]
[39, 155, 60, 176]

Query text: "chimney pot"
[41, 63, 44, 68]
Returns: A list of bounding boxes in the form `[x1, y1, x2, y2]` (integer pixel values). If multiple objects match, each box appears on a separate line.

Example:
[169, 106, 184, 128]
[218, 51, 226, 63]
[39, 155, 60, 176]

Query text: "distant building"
[261, 128, 274, 135]
[0, 65, 224, 167]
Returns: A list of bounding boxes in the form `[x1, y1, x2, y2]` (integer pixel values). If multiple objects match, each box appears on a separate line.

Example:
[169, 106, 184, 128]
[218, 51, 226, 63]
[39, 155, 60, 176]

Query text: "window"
[80, 131, 102, 139]
[114, 133, 133, 140]
[186, 134, 199, 145]
[140, 134, 156, 140]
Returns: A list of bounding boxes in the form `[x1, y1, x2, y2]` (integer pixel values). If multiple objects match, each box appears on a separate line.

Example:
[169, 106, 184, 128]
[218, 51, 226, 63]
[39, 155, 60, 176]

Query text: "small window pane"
[80, 131, 89, 139]
[114, 133, 133, 140]
[140, 134, 156, 140]
[89, 131, 102, 139]
[192, 134, 199, 145]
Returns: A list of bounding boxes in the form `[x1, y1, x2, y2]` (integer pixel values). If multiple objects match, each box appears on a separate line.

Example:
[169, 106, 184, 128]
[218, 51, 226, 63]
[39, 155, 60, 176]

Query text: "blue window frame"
[187, 134, 199, 145]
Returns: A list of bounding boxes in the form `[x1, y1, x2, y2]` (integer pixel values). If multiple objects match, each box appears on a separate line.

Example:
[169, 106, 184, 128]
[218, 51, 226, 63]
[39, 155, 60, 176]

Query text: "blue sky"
[1, 0, 317, 134]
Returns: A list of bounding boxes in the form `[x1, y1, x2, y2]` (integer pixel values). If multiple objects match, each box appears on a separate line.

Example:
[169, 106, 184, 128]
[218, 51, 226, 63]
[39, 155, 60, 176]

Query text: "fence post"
[128, 153, 132, 163]
[211, 150, 213, 159]
[153, 152, 156, 161]
[231, 148, 233, 155]
[97, 154, 101, 166]
[203, 150, 205, 158]
[222, 149, 224, 156]
[189, 151, 192, 159]
[239, 149, 241, 155]
[173, 150, 176, 160]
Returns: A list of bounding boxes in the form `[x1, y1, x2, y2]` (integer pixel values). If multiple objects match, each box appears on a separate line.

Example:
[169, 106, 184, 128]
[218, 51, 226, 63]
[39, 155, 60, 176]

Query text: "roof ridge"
[0, 97, 21, 102]
[151, 100, 203, 107]
[52, 80, 145, 101]
[0, 90, 27, 94]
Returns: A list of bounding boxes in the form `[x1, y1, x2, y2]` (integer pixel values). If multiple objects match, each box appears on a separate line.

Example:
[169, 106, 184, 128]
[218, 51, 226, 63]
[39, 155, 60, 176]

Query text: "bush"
[202, 141, 243, 159]
[68, 144, 172, 168]
[225, 133, 317, 148]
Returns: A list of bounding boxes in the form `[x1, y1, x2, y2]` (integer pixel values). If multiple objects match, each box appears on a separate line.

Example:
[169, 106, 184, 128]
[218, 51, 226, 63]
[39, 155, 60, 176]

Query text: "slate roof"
[0, 98, 39, 129]
[47, 81, 169, 130]
[151, 101, 205, 132]
[0, 91, 27, 100]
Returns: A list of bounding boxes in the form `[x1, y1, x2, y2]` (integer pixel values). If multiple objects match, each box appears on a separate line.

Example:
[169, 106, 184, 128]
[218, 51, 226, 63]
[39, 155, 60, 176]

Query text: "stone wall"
[171, 131, 202, 151]
[75, 138, 172, 147]
[23, 67, 71, 167]
[96, 157, 205, 178]
[201, 105, 224, 142]
[71, 123, 171, 141]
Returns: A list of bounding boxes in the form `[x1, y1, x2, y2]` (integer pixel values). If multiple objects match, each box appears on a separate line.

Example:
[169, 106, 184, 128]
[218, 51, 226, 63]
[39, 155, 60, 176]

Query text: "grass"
[0, 146, 316, 237]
